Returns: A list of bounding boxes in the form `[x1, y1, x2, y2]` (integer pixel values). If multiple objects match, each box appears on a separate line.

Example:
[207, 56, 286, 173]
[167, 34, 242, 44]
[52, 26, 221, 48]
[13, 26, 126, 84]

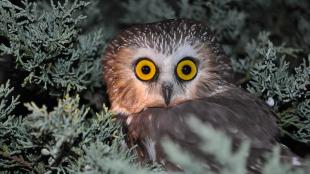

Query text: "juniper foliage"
[0, 81, 131, 173]
[23, 95, 126, 173]
[245, 36, 310, 143]
[0, 0, 310, 173]
[121, 0, 175, 23]
[0, 81, 33, 173]
[0, 0, 106, 94]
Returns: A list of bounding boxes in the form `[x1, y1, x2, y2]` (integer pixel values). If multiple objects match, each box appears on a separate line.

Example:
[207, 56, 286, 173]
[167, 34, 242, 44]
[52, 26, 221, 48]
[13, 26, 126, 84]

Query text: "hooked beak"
[161, 82, 173, 106]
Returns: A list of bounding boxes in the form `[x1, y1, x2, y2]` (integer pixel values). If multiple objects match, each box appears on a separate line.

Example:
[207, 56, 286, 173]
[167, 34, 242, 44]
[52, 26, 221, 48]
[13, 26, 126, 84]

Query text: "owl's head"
[103, 19, 233, 115]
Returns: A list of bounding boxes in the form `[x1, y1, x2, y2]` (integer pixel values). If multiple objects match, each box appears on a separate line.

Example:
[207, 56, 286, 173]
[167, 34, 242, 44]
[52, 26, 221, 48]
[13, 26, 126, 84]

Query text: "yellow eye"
[135, 59, 157, 81]
[176, 58, 197, 81]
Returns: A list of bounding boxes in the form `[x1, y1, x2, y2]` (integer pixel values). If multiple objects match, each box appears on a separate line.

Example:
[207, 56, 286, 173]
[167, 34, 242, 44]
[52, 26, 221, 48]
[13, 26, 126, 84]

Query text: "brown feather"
[123, 87, 298, 173]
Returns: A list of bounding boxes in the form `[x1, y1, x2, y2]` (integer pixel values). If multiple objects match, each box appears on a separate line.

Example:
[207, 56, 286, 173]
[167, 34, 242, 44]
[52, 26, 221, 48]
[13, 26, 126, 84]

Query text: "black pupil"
[141, 66, 151, 74]
[182, 65, 191, 75]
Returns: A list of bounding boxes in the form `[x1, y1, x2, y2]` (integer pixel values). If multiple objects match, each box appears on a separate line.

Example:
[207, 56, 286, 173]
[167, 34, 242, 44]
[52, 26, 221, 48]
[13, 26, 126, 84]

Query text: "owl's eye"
[135, 58, 157, 81]
[176, 58, 197, 81]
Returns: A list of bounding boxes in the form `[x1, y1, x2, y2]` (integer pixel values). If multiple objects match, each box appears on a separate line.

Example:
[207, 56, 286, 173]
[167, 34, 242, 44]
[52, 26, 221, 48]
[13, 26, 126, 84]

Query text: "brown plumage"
[103, 19, 299, 173]
[124, 88, 280, 173]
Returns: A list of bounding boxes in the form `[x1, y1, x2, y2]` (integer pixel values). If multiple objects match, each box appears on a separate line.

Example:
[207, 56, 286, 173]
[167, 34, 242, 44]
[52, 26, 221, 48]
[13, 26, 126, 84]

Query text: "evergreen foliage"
[246, 41, 309, 139]
[0, 0, 105, 94]
[0, 0, 309, 173]
[0, 81, 32, 172]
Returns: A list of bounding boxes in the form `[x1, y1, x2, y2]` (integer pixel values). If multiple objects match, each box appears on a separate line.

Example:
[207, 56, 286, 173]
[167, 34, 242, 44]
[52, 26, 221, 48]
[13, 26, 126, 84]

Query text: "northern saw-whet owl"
[103, 19, 300, 173]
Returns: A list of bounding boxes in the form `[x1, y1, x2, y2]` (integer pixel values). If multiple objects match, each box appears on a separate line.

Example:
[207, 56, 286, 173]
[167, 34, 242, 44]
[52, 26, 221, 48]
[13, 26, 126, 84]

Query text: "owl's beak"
[162, 82, 173, 106]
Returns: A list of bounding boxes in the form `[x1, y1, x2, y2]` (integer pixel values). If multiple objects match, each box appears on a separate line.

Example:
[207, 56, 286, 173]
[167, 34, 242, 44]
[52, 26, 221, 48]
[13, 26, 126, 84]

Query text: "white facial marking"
[131, 42, 205, 104]
[171, 44, 199, 60]
[132, 44, 200, 82]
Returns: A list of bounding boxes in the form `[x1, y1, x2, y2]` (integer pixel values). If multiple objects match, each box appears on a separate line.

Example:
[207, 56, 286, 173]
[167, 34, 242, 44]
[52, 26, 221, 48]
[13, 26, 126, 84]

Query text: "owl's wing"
[124, 88, 294, 172]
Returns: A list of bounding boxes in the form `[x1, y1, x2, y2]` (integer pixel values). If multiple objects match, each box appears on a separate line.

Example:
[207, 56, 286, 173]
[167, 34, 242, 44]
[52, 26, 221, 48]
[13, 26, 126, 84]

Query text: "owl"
[103, 19, 299, 173]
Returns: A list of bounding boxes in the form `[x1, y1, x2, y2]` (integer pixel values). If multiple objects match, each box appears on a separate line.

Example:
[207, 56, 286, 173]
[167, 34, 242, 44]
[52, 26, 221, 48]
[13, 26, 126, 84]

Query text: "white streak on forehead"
[133, 43, 199, 61]
[132, 47, 163, 61]
[171, 44, 200, 61]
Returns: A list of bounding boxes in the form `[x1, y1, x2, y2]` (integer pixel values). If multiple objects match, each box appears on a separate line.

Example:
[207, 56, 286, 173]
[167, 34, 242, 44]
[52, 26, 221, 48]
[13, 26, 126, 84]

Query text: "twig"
[0, 152, 33, 171]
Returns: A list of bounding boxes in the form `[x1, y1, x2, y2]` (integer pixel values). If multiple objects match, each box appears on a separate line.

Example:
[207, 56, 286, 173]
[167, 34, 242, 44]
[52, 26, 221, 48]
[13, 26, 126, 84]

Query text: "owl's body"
[103, 19, 297, 173]
[125, 87, 280, 173]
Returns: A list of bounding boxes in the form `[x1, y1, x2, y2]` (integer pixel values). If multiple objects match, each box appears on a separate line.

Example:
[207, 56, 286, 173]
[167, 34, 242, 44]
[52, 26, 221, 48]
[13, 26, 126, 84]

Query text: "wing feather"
[124, 88, 287, 172]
